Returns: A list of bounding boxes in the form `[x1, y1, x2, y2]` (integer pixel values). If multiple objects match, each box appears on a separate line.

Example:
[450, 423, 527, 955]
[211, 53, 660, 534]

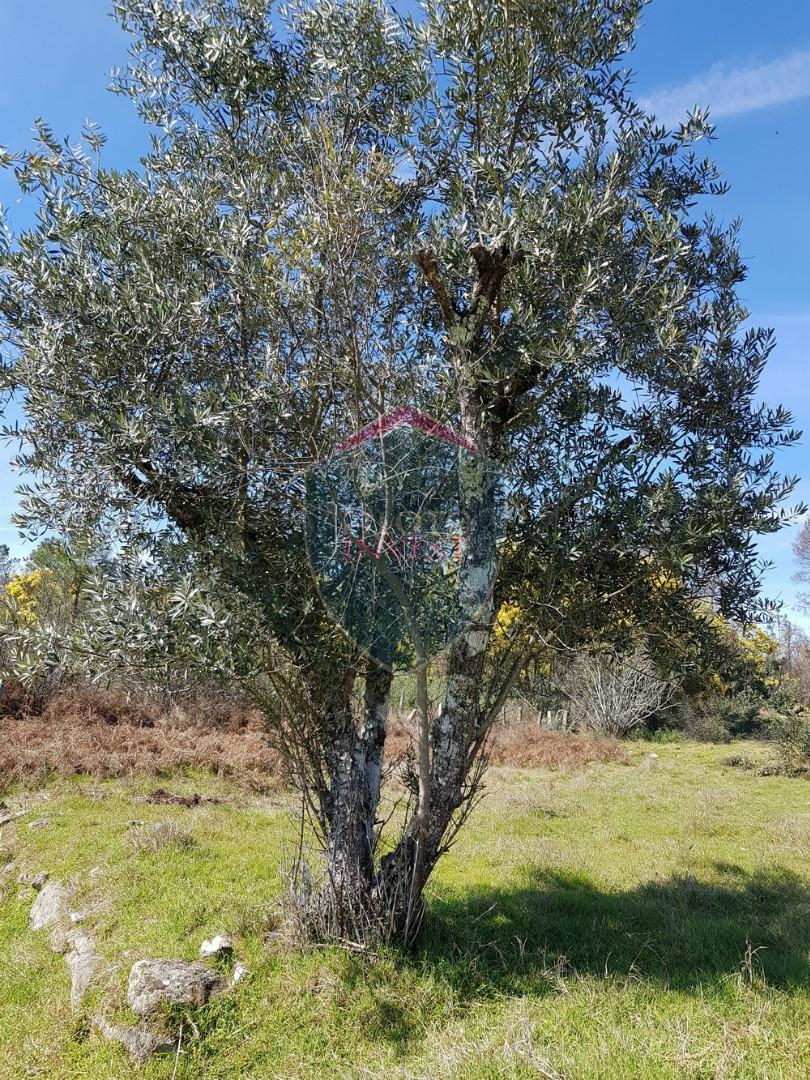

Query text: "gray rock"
[200, 933, 234, 958]
[31, 870, 49, 890]
[27, 817, 50, 829]
[67, 928, 95, 955]
[51, 920, 72, 954]
[30, 880, 71, 930]
[126, 959, 224, 1016]
[49, 900, 110, 951]
[94, 1016, 177, 1062]
[67, 945, 102, 1006]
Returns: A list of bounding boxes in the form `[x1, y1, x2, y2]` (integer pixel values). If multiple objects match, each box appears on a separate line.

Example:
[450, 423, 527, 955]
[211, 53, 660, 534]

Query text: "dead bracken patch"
[0, 690, 283, 790]
[0, 683, 264, 731]
[487, 724, 628, 769]
[0, 687, 626, 789]
[40, 688, 161, 729]
[386, 713, 627, 771]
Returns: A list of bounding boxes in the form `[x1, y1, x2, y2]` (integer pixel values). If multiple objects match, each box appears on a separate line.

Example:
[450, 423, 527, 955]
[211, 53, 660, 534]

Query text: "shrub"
[561, 649, 674, 737]
[676, 696, 733, 742]
[675, 689, 774, 742]
[715, 688, 770, 737]
[770, 713, 810, 773]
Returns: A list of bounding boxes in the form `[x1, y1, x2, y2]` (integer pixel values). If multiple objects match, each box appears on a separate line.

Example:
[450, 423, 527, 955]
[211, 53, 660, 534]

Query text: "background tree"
[793, 517, 810, 607]
[2, 538, 96, 626]
[0, 0, 801, 943]
[0, 544, 14, 587]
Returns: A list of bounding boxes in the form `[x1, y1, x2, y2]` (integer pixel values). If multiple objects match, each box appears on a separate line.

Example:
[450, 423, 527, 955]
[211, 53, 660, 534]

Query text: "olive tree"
[0, 0, 800, 942]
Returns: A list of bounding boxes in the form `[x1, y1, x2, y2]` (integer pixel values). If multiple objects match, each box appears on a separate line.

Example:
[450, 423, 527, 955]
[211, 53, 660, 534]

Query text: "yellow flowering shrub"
[4, 568, 56, 625]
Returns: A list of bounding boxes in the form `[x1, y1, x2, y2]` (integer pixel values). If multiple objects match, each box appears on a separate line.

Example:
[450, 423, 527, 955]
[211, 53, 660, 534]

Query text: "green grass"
[2, 741, 810, 1078]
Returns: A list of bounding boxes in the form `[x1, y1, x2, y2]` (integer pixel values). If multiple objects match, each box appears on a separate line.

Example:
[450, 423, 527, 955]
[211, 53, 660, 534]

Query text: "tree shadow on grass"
[416, 863, 810, 997]
[160, 867, 810, 1070]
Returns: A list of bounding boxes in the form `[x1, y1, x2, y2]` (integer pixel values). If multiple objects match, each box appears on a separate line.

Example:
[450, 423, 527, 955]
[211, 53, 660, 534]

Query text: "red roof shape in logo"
[334, 406, 476, 455]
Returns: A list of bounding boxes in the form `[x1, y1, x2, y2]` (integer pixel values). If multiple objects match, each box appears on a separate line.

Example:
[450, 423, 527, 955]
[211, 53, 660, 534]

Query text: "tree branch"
[416, 248, 457, 328]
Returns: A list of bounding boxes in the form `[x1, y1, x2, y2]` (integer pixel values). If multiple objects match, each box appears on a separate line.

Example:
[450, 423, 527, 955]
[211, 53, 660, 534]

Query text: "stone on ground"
[200, 933, 234, 957]
[94, 1016, 177, 1062]
[67, 946, 103, 1006]
[29, 880, 71, 930]
[126, 958, 224, 1015]
[231, 961, 250, 986]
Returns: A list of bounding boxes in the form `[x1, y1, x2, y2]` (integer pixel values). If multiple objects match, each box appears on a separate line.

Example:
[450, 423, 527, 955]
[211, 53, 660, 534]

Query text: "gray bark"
[317, 664, 392, 936]
[378, 438, 499, 937]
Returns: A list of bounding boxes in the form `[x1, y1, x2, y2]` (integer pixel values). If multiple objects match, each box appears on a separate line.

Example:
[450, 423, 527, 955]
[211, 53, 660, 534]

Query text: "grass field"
[1, 739, 809, 1078]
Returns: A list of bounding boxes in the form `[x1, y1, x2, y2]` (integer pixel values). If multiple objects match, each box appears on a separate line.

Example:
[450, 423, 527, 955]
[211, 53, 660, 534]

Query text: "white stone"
[67, 947, 102, 1006]
[94, 1016, 177, 1061]
[200, 933, 234, 958]
[230, 962, 250, 986]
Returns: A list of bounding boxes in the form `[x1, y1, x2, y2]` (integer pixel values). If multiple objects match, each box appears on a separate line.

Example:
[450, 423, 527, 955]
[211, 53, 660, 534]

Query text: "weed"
[128, 821, 196, 854]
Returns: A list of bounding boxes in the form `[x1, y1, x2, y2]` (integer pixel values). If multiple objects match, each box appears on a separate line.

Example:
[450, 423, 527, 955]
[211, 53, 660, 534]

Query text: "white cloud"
[641, 50, 810, 127]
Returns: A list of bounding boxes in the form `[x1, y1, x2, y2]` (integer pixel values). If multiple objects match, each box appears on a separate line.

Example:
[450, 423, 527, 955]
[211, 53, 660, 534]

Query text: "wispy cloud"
[641, 50, 810, 127]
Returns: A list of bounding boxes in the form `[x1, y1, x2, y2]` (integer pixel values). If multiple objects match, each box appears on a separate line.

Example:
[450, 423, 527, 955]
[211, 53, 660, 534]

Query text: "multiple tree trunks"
[315, 448, 500, 943]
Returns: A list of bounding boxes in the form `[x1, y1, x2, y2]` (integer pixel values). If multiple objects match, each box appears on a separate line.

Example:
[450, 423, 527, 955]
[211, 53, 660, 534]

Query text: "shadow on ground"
[417, 864, 810, 995]
[144, 866, 810, 1071]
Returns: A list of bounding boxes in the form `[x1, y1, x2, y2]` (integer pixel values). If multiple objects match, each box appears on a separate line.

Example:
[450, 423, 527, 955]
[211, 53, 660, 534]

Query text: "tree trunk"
[305, 391, 500, 944]
[313, 664, 392, 939]
[378, 441, 499, 939]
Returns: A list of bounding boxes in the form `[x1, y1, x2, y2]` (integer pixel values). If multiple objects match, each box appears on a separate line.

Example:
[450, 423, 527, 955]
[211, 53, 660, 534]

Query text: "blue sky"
[1, 1, 809, 623]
